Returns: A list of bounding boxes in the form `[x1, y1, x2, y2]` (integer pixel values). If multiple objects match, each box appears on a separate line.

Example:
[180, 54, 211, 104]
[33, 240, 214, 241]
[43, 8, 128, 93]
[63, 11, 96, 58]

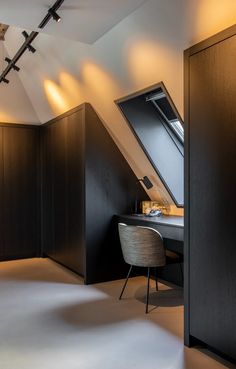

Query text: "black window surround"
[115, 82, 184, 207]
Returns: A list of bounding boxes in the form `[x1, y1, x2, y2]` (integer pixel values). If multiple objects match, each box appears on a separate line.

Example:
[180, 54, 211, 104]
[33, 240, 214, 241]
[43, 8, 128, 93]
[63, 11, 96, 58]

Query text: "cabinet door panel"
[3, 127, 38, 259]
[0, 128, 4, 258]
[51, 119, 67, 264]
[66, 110, 85, 275]
[41, 125, 54, 256]
[189, 35, 236, 358]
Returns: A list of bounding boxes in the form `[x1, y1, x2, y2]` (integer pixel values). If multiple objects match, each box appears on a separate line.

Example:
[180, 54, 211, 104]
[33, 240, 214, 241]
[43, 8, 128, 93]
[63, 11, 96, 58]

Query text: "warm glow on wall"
[0, 111, 16, 123]
[126, 39, 183, 117]
[190, 0, 236, 43]
[59, 71, 84, 107]
[44, 79, 71, 115]
[82, 61, 121, 104]
[127, 40, 169, 86]
[127, 39, 163, 87]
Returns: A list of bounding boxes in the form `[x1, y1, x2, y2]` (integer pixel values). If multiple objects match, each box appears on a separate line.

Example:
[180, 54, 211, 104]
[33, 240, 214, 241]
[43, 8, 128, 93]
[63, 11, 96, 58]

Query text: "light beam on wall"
[44, 79, 70, 115]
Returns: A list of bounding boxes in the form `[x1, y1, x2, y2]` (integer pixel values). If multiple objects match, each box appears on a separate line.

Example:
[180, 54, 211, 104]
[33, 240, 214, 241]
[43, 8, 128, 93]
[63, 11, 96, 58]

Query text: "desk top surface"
[119, 214, 184, 228]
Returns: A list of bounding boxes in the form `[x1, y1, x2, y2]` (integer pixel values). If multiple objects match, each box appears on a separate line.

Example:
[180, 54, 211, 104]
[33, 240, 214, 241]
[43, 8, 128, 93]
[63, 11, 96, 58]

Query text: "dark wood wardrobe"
[184, 25, 236, 361]
[41, 103, 147, 284]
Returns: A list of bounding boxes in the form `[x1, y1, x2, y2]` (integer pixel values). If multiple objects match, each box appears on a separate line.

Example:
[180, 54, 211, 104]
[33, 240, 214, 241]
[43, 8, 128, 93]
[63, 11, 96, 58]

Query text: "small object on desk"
[146, 209, 162, 217]
[141, 200, 160, 214]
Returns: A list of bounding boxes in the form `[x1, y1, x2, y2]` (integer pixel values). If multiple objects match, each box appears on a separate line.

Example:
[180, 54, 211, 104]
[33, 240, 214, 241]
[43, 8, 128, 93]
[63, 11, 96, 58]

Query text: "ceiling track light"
[39, 0, 64, 29]
[0, 0, 64, 83]
[48, 8, 61, 23]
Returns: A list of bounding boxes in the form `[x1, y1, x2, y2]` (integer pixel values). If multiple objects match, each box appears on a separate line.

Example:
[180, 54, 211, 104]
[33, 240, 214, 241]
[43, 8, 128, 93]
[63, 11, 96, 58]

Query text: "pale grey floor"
[0, 258, 234, 369]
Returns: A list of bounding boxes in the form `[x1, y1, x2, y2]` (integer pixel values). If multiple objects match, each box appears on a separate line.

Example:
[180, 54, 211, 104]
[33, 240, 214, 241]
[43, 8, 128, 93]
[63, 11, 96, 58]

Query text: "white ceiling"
[0, 0, 148, 44]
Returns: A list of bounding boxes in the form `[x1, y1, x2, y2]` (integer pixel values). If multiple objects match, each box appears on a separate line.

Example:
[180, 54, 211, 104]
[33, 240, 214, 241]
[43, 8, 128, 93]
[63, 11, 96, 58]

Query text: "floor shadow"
[135, 286, 183, 308]
[53, 297, 139, 329]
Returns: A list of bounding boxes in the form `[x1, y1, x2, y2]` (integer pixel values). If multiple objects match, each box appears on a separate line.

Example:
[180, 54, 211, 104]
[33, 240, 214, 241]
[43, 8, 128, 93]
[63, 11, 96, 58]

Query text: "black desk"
[116, 215, 184, 286]
[117, 214, 184, 242]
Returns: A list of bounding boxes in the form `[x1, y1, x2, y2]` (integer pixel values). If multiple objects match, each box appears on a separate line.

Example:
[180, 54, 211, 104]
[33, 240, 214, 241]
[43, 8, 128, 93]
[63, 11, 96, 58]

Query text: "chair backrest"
[118, 223, 166, 267]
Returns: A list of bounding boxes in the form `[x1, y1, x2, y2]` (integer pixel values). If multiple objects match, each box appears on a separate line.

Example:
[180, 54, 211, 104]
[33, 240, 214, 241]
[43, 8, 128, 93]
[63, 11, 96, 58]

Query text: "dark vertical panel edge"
[184, 48, 191, 346]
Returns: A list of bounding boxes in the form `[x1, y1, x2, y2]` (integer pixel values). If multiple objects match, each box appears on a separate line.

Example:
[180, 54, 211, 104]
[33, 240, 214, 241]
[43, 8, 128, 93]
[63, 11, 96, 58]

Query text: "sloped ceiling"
[0, 0, 147, 44]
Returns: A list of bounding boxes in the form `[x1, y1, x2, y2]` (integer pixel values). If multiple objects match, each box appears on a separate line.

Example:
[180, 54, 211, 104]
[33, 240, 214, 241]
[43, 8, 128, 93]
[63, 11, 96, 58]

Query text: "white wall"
[0, 43, 39, 124]
[2, 0, 236, 213]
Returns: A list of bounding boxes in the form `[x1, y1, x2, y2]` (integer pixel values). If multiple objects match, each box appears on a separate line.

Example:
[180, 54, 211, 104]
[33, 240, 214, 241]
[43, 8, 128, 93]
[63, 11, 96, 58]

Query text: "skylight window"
[146, 91, 184, 143]
[170, 119, 184, 141]
[116, 82, 184, 207]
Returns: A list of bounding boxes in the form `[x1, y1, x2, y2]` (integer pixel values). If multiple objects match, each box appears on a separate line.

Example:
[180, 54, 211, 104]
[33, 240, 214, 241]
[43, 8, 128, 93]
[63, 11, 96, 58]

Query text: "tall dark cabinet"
[41, 107, 85, 276]
[0, 127, 4, 259]
[184, 25, 236, 360]
[0, 125, 39, 260]
[42, 103, 147, 284]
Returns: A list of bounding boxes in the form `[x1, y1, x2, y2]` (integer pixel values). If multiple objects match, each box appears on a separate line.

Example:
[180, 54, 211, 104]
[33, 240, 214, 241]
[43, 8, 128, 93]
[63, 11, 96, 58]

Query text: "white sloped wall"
[0, 43, 39, 124]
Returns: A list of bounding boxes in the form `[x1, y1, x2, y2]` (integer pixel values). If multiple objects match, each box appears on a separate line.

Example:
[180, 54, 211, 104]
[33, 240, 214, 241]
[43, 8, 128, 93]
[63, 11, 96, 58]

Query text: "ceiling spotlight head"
[48, 8, 61, 23]
[12, 64, 20, 72]
[22, 30, 29, 39]
[5, 57, 11, 64]
[138, 176, 153, 190]
[27, 44, 36, 53]
[2, 77, 9, 84]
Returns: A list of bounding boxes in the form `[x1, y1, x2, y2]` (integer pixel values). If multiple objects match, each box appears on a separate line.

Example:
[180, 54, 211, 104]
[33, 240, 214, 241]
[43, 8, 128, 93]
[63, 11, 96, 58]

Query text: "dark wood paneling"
[51, 118, 68, 265]
[41, 125, 54, 256]
[42, 107, 85, 276]
[185, 28, 236, 360]
[65, 110, 85, 275]
[184, 48, 191, 346]
[0, 128, 4, 258]
[2, 127, 38, 259]
[84, 104, 148, 284]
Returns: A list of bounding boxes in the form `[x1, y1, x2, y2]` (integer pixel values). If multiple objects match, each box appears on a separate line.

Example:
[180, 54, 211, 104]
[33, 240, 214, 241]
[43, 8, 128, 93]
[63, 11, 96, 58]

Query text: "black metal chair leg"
[146, 267, 151, 314]
[155, 267, 158, 291]
[119, 265, 133, 300]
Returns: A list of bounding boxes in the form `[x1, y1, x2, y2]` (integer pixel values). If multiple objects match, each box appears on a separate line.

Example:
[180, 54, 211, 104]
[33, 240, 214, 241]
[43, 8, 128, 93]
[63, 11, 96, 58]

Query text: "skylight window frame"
[147, 94, 184, 145]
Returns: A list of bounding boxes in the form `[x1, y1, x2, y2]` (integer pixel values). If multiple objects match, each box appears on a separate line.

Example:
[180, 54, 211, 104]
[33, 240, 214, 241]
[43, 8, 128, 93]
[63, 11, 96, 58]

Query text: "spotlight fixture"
[5, 57, 20, 72]
[38, 0, 64, 29]
[133, 175, 154, 214]
[22, 30, 29, 39]
[12, 64, 20, 72]
[138, 176, 153, 190]
[48, 8, 61, 23]
[27, 44, 36, 53]
[2, 77, 9, 84]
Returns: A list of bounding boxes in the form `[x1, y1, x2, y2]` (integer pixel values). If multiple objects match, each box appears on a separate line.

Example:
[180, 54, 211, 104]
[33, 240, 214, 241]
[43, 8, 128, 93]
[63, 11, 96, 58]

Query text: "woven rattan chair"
[118, 223, 182, 313]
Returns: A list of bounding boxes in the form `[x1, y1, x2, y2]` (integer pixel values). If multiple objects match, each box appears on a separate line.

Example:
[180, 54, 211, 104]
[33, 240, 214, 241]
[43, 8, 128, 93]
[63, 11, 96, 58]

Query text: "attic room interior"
[0, 1, 235, 368]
